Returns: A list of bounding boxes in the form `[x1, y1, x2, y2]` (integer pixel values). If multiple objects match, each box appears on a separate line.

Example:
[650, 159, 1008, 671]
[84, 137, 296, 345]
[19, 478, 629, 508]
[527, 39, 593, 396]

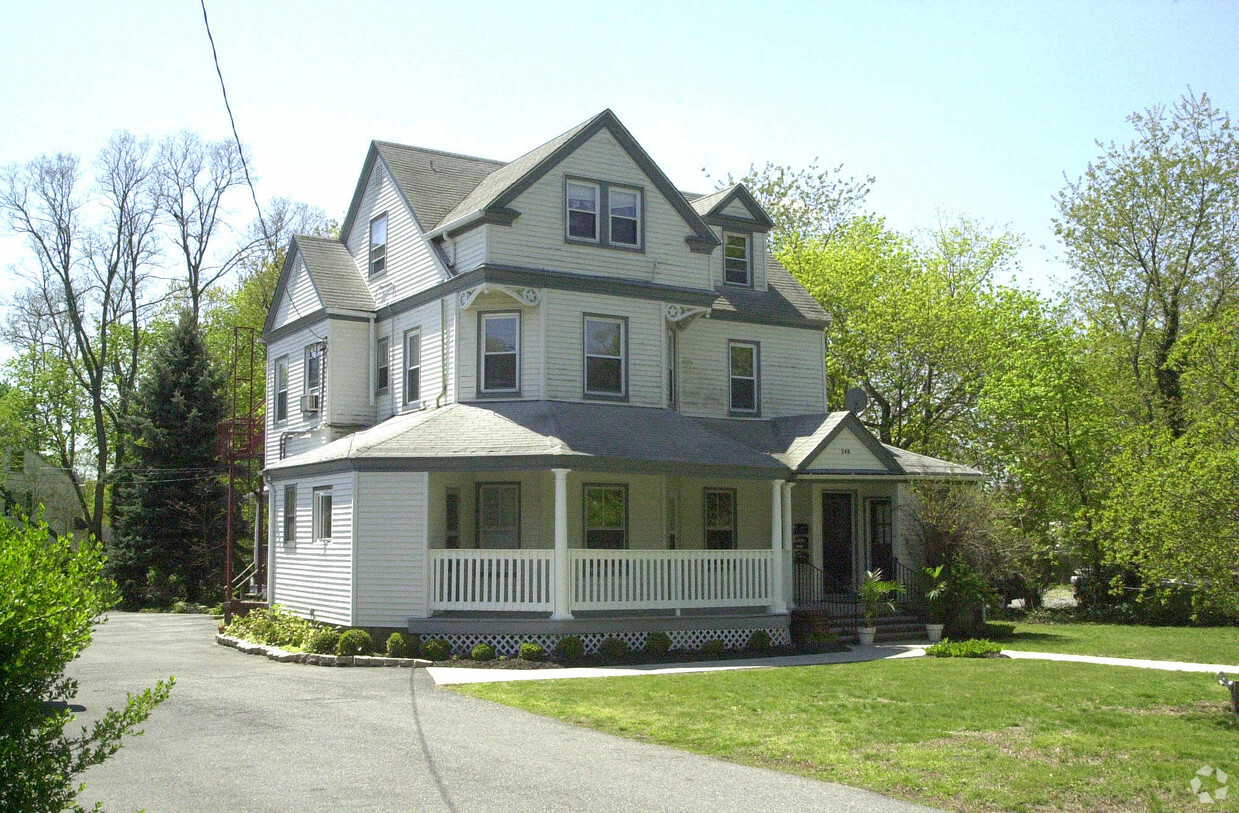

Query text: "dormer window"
[369, 213, 388, 276]
[609, 187, 640, 246]
[567, 182, 599, 241]
[724, 233, 751, 286]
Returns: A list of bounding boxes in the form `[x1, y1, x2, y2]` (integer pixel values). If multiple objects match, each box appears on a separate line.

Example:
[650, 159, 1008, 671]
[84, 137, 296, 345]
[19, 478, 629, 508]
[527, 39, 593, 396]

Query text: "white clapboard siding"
[271, 473, 354, 626]
[264, 320, 329, 467]
[720, 198, 751, 218]
[270, 254, 324, 330]
[675, 319, 826, 418]
[672, 477, 774, 551]
[802, 426, 888, 472]
[484, 129, 712, 291]
[354, 471, 429, 625]
[452, 227, 486, 273]
[456, 291, 542, 401]
[344, 160, 444, 306]
[543, 289, 663, 405]
[328, 317, 374, 427]
[708, 226, 767, 292]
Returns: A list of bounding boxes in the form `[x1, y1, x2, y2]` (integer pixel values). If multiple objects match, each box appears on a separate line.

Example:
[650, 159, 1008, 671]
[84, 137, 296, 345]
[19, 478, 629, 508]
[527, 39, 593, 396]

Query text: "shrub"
[925, 638, 1004, 658]
[223, 605, 317, 649]
[644, 631, 672, 657]
[305, 627, 340, 655]
[806, 630, 845, 651]
[518, 641, 545, 661]
[555, 635, 585, 660]
[385, 632, 414, 658]
[747, 630, 772, 651]
[422, 638, 452, 661]
[701, 639, 727, 658]
[336, 629, 373, 657]
[597, 637, 631, 661]
[470, 643, 496, 661]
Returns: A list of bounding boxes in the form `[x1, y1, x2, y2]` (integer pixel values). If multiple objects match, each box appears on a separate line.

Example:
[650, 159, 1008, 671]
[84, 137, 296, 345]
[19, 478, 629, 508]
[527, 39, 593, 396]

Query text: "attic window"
[567, 182, 599, 240]
[724, 233, 751, 286]
[369, 213, 388, 276]
[609, 187, 640, 246]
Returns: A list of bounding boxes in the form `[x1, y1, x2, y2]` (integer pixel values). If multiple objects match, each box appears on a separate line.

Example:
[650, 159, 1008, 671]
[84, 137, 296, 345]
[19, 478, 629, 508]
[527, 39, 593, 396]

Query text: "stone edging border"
[216, 634, 433, 668]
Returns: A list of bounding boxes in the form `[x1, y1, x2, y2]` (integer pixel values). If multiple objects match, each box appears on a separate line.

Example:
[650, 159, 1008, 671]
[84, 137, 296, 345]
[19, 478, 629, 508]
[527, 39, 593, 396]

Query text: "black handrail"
[793, 559, 860, 617]
[892, 558, 922, 609]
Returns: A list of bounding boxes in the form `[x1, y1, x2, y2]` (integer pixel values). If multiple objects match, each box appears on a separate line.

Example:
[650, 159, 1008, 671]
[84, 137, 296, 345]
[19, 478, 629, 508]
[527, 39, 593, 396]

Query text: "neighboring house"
[1, 448, 84, 539]
[261, 110, 979, 653]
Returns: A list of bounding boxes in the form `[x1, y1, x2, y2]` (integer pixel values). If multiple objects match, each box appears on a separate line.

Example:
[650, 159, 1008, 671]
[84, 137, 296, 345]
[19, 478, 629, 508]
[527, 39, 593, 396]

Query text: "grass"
[1000, 621, 1239, 664]
[458, 659, 1239, 811]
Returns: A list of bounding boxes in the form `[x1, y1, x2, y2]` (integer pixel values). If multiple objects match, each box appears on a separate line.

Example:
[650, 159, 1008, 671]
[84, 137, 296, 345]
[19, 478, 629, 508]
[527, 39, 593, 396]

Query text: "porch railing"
[568, 549, 774, 611]
[429, 549, 554, 612]
[792, 559, 860, 617]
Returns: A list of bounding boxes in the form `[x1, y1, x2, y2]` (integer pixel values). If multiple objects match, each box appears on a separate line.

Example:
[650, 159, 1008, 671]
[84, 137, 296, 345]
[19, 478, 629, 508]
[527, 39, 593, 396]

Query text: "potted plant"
[919, 565, 949, 643]
[858, 569, 902, 646]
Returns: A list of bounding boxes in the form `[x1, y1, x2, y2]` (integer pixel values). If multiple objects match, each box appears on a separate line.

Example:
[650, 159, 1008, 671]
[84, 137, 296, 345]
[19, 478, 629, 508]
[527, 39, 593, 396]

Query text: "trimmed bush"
[701, 639, 727, 658]
[422, 638, 451, 661]
[518, 641, 545, 661]
[644, 631, 672, 657]
[336, 628, 373, 657]
[747, 630, 772, 652]
[224, 605, 317, 649]
[925, 638, 1004, 658]
[597, 637, 631, 661]
[305, 627, 340, 655]
[470, 643, 496, 661]
[385, 632, 413, 659]
[555, 635, 585, 660]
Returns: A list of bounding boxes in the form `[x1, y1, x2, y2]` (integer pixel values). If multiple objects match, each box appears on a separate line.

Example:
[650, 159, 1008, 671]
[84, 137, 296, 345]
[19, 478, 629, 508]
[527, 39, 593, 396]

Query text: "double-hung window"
[477, 483, 520, 549]
[609, 186, 640, 247]
[704, 488, 737, 550]
[729, 341, 759, 414]
[566, 181, 599, 241]
[274, 357, 289, 423]
[282, 485, 296, 542]
[480, 312, 520, 394]
[369, 213, 388, 276]
[404, 330, 421, 405]
[584, 484, 627, 549]
[304, 343, 324, 411]
[724, 233, 751, 286]
[313, 487, 333, 542]
[376, 337, 389, 394]
[584, 316, 626, 398]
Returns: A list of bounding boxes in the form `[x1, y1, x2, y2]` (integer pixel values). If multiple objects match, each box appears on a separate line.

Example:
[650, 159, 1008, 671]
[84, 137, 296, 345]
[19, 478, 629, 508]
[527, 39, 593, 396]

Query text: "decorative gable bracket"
[665, 303, 711, 328]
[458, 284, 543, 311]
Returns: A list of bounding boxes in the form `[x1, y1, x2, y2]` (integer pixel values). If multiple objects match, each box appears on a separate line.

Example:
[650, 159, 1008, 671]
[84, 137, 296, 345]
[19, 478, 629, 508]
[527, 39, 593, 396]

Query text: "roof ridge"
[373, 140, 506, 167]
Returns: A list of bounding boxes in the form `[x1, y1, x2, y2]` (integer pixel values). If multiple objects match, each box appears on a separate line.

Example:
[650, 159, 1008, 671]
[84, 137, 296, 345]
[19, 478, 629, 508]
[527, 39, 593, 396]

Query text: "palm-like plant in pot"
[858, 569, 902, 646]
[919, 565, 949, 643]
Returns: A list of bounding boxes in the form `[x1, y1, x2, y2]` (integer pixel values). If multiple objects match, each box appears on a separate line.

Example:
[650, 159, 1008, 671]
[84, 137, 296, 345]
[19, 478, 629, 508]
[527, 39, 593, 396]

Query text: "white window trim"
[480, 312, 521, 395]
[313, 487, 333, 543]
[583, 315, 627, 399]
[274, 357, 289, 424]
[608, 185, 642, 247]
[282, 485, 296, 543]
[304, 343, 324, 394]
[404, 329, 421, 406]
[728, 340, 760, 415]
[369, 213, 388, 277]
[566, 180, 600, 242]
[724, 232, 752, 287]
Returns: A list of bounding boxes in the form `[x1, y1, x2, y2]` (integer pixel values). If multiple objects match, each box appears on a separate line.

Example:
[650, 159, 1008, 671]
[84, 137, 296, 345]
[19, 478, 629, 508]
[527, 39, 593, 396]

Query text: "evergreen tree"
[109, 313, 226, 607]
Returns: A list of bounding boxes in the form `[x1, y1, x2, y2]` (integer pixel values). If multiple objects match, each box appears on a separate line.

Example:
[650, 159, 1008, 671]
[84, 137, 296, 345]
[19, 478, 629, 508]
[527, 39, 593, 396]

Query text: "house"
[261, 110, 980, 653]
[1, 448, 85, 539]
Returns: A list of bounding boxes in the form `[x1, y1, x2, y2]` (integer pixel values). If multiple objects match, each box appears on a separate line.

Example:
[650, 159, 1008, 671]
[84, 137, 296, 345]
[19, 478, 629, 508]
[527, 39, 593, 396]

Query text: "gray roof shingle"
[292, 235, 375, 312]
[372, 142, 505, 232]
[712, 255, 830, 324]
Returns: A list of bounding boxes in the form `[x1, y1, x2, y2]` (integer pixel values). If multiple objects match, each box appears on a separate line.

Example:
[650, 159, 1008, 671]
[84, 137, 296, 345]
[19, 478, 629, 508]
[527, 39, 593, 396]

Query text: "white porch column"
[769, 479, 788, 614]
[781, 481, 794, 610]
[551, 468, 573, 620]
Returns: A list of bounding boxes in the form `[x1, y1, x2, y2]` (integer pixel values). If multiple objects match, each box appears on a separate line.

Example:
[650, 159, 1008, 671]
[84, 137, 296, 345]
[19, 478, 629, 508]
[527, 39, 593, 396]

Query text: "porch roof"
[266, 400, 789, 478]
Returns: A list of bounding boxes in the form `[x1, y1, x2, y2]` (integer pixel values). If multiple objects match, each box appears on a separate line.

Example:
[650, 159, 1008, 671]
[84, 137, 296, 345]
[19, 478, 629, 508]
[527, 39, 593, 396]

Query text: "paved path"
[1001, 649, 1239, 673]
[70, 613, 936, 813]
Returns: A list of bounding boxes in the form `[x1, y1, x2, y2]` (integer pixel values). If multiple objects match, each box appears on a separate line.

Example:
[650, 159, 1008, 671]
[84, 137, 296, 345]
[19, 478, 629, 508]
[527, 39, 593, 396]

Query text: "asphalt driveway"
[71, 612, 936, 812]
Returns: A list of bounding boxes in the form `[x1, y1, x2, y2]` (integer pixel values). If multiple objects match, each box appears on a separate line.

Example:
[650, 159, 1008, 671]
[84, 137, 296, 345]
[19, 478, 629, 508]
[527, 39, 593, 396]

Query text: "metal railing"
[792, 559, 861, 617]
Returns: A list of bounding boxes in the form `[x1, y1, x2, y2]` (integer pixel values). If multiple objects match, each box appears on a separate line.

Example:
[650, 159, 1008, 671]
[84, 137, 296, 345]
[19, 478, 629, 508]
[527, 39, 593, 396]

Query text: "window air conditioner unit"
[301, 393, 321, 413]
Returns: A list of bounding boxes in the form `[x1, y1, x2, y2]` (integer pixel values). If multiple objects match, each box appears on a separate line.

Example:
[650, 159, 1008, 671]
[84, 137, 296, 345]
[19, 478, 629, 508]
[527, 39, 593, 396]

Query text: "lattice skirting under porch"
[416, 626, 791, 657]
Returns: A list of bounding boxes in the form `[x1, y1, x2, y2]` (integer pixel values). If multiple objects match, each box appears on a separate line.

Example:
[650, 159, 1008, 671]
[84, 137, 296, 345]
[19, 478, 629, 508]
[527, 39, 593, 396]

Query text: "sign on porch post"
[552, 468, 573, 620]
[770, 480, 788, 614]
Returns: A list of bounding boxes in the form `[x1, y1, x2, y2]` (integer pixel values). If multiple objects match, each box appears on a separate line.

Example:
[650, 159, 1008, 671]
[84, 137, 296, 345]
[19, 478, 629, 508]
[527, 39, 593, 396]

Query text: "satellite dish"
[844, 387, 870, 414]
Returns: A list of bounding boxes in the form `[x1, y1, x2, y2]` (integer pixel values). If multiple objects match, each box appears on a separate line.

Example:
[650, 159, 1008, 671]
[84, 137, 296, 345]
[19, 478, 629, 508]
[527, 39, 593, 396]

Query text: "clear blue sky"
[1, 0, 1237, 310]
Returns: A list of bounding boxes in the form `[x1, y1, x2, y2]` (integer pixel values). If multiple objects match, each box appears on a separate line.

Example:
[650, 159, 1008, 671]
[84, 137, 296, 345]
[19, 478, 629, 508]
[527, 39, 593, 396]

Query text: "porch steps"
[790, 608, 926, 644]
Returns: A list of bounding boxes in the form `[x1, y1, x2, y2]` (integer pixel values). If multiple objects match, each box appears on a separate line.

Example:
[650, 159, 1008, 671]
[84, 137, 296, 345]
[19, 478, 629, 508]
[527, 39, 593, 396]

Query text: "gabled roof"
[262, 235, 375, 337]
[883, 446, 983, 478]
[688, 184, 775, 231]
[711, 254, 830, 325]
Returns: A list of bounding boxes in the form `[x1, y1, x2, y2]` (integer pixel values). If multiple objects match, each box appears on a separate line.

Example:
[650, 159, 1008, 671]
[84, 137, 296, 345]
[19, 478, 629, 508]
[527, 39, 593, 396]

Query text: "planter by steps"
[926, 623, 944, 643]
[857, 626, 877, 646]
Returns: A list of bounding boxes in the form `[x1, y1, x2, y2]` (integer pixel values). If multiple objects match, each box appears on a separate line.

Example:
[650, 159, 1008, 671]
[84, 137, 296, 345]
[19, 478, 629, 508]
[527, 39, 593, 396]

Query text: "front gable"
[266, 248, 324, 335]
[797, 414, 904, 474]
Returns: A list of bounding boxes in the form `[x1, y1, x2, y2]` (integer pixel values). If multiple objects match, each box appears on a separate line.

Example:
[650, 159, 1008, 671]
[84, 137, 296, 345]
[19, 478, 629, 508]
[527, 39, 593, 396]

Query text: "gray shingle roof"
[373, 142, 505, 232]
[688, 187, 734, 216]
[712, 255, 830, 324]
[884, 446, 982, 478]
[292, 235, 375, 312]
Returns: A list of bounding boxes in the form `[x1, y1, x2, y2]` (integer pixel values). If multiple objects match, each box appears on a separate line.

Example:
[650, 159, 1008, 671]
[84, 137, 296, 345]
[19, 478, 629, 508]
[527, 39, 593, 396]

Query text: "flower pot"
[926, 623, 944, 643]
[857, 627, 876, 646]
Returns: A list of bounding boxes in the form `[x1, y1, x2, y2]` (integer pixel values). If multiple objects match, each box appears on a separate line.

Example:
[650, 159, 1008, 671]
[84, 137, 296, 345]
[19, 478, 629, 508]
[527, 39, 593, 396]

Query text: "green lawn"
[458, 659, 1239, 811]
[1001, 621, 1239, 664]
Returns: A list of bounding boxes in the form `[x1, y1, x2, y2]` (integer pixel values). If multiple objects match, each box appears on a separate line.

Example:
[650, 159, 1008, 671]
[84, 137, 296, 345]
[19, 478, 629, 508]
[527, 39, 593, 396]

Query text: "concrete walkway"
[1001, 649, 1239, 674]
[70, 613, 938, 813]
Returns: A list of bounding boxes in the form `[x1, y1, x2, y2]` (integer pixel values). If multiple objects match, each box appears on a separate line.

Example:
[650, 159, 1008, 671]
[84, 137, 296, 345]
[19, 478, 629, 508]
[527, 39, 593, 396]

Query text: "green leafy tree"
[109, 314, 226, 606]
[0, 513, 172, 813]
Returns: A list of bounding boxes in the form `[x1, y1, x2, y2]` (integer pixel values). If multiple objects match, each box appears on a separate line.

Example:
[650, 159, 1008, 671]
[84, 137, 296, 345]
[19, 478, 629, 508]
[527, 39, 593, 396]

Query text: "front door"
[821, 492, 853, 586]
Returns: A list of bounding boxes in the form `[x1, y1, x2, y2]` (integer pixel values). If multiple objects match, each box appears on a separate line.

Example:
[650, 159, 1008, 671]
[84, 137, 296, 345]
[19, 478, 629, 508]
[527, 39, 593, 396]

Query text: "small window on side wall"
[283, 485, 296, 542]
[567, 181, 599, 241]
[376, 337, 389, 394]
[729, 341, 759, 414]
[704, 488, 737, 549]
[274, 357, 289, 423]
[369, 214, 388, 276]
[404, 330, 421, 405]
[313, 487, 333, 542]
[724, 233, 751, 286]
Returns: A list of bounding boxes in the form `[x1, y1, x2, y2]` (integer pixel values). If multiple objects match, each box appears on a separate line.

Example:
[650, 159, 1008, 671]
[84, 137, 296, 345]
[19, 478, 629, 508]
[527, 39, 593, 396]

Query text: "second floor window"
[369, 214, 388, 276]
[404, 330, 421, 405]
[481, 312, 520, 394]
[274, 357, 289, 423]
[305, 343, 324, 402]
[729, 341, 759, 414]
[584, 316, 626, 398]
[283, 485, 296, 542]
[567, 181, 599, 240]
[609, 187, 640, 246]
[724, 233, 751, 286]
[376, 336, 389, 393]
